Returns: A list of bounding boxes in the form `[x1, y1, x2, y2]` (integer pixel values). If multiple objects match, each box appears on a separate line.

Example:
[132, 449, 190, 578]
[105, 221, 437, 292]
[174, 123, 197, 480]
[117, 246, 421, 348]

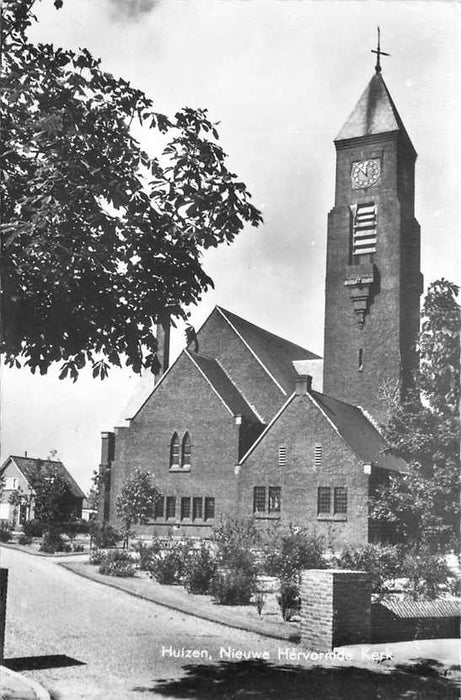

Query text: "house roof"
[310, 391, 408, 473]
[217, 306, 320, 395]
[335, 72, 414, 152]
[239, 389, 407, 473]
[378, 598, 461, 620]
[188, 352, 262, 423]
[2, 456, 86, 499]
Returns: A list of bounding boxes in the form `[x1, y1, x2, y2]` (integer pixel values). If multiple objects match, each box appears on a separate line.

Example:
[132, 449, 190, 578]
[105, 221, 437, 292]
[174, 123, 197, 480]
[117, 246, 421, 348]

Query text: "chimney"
[295, 374, 312, 395]
[155, 315, 170, 383]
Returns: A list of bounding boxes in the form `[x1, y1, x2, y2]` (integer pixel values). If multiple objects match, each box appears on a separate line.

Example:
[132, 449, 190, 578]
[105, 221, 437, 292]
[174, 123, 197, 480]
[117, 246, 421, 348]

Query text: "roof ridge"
[214, 358, 265, 424]
[217, 305, 317, 355]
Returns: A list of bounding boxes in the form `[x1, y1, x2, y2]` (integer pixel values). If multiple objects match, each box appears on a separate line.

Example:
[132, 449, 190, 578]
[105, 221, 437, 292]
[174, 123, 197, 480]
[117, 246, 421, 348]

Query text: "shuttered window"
[353, 203, 377, 257]
[314, 444, 322, 469]
[278, 445, 287, 466]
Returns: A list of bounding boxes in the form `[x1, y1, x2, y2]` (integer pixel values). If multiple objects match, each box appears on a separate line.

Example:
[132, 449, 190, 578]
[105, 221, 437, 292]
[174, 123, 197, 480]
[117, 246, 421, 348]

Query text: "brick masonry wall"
[195, 309, 287, 423]
[300, 569, 371, 650]
[323, 133, 421, 423]
[106, 352, 242, 531]
[238, 394, 370, 546]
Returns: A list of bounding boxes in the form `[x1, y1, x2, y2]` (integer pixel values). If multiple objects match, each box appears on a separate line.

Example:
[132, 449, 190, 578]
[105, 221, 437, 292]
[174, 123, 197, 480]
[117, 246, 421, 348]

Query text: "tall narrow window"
[358, 348, 363, 371]
[253, 487, 266, 513]
[314, 444, 322, 469]
[154, 496, 164, 520]
[192, 497, 203, 521]
[278, 445, 287, 466]
[166, 496, 176, 519]
[204, 497, 215, 521]
[268, 487, 281, 513]
[181, 432, 191, 469]
[170, 433, 180, 469]
[334, 487, 348, 514]
[181, 497, 191, 520]
[352, 203, 377, 262]
[317, 487, 331, 514]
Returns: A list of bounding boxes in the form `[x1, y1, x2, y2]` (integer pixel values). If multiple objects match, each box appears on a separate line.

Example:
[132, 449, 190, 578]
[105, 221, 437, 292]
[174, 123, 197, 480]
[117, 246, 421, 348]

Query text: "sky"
[0, 0, 459, 492]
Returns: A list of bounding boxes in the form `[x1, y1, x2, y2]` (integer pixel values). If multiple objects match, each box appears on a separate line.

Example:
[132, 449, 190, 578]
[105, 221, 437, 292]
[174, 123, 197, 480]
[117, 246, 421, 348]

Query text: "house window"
[352, 203, 377, 262]
[192, 497, 203, 521]
[166, 496, 176, 519]
[334, 487, 348, 514]
[204, 497, 215, 521]
[268, 487, 281, 513]
[170, 433, 180, 469]
[181, 432, 191, 469]
[278, 445, 286, 466]
[253, 487, 266, 513]
[154, 496, 164, 519]
[5, 477, 18, 490]
[358, 349, 363, 371]
[317, 487, 331, 514]
[181, 497, 191, 520]
[314, 444, 322, 469]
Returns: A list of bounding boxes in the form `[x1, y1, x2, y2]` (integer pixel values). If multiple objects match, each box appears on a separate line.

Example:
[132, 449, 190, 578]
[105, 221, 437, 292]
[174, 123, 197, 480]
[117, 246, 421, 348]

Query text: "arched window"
[170, 432, 180, 469]
[181, 432, 191, 469]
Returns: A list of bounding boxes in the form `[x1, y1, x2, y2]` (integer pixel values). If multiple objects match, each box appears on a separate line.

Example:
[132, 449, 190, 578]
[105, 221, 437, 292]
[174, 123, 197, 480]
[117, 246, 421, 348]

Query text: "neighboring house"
[81, 498, 97, 522]
[98, 57, 419, 546]
[0, 456, 85, 527]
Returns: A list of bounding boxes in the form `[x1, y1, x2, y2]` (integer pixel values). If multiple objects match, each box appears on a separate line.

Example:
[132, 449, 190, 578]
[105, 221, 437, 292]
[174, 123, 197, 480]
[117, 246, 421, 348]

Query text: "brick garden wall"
[299, 569, 371, 650]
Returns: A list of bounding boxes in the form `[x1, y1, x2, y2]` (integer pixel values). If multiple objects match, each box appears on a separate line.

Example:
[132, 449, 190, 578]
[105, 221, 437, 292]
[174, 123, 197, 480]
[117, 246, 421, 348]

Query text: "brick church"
[99, 55, 422, 546]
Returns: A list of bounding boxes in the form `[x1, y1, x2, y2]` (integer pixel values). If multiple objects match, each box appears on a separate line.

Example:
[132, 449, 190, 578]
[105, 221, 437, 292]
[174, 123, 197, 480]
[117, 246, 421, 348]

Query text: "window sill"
[169, 467, 190, 473]
[317, 514, 347, 522]
[254, 513, 281, 520]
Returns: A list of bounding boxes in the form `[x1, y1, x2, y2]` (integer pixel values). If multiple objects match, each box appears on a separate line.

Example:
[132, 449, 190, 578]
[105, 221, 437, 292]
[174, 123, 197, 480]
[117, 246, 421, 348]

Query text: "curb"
[0, 542, 89, 559]
[59, 562, 300, 643]
[0, 665, 51, 700]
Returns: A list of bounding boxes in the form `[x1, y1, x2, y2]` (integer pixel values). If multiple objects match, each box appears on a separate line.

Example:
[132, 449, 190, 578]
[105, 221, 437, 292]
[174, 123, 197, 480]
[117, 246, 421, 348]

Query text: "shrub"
[72, 543, 85, 552]
[400, 546, 453, 600]
[63, 519, 90, 537]
[332, 543, 401, 594]
[148, 544, 187, 584]
[277, 580, 301, 621]
[22, 519, 46, 537]
[40, 530, 71, 553]
[184, 544, 218, 594]
[210, 568, 257, 605]
[213, 517, 260, 562]
[135, 538, 163, 570]
[264, 528, 326, 582]
[89, 549, 106, 565]
[18, 534, 33, 545]
[99, 550, 135, 577]
[90, 521, 121, 549]
[0, 523, 12, 543]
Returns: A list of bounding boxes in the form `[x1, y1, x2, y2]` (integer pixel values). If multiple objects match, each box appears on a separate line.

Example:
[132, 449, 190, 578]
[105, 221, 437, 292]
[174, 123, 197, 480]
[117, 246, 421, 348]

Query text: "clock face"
[351, 159, 381, 189]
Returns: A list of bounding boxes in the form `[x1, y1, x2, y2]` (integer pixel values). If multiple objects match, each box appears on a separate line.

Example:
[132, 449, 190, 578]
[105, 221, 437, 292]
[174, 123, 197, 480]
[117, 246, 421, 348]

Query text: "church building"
[99, 50, 421, 546]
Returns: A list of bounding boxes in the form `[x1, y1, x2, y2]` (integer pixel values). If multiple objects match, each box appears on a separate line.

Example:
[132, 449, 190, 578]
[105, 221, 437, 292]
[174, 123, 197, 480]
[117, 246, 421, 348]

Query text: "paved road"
[1, 548, 458, 700]
[1, 547, 287, 698]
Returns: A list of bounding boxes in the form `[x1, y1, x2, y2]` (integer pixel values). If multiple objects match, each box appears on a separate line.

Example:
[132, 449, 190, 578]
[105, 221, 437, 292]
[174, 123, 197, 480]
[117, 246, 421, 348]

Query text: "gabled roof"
[217, 306, 320, 395]
[240, 389, 407, 473]
[188, 352, 262, 423]
[2, 456, 85, 499]
[310, 391, 407, 473]
[336, 72, 414, 152]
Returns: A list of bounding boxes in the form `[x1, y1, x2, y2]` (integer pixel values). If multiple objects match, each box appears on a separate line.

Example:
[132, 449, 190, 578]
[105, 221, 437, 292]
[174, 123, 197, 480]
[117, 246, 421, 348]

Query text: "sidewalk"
[60, 559, 301, 642]
[0, 665, 50, 700]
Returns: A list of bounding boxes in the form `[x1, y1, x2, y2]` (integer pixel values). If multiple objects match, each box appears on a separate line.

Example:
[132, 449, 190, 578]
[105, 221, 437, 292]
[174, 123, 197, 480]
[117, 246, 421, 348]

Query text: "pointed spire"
[335, 72, 414, 153]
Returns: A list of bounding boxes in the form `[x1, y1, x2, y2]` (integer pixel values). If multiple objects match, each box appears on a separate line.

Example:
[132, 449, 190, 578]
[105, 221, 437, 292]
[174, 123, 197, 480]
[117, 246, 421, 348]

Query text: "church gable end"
[238, 392, 370, 545]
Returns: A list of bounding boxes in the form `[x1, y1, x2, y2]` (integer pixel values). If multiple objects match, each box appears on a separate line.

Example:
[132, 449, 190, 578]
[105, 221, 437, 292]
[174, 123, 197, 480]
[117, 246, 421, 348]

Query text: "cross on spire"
[371, 26, 390, 73]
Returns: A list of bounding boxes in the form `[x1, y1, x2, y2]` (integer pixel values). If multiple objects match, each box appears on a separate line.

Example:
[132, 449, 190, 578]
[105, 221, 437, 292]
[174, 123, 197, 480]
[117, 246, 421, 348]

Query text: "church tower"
[322, 38, 423, 423]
